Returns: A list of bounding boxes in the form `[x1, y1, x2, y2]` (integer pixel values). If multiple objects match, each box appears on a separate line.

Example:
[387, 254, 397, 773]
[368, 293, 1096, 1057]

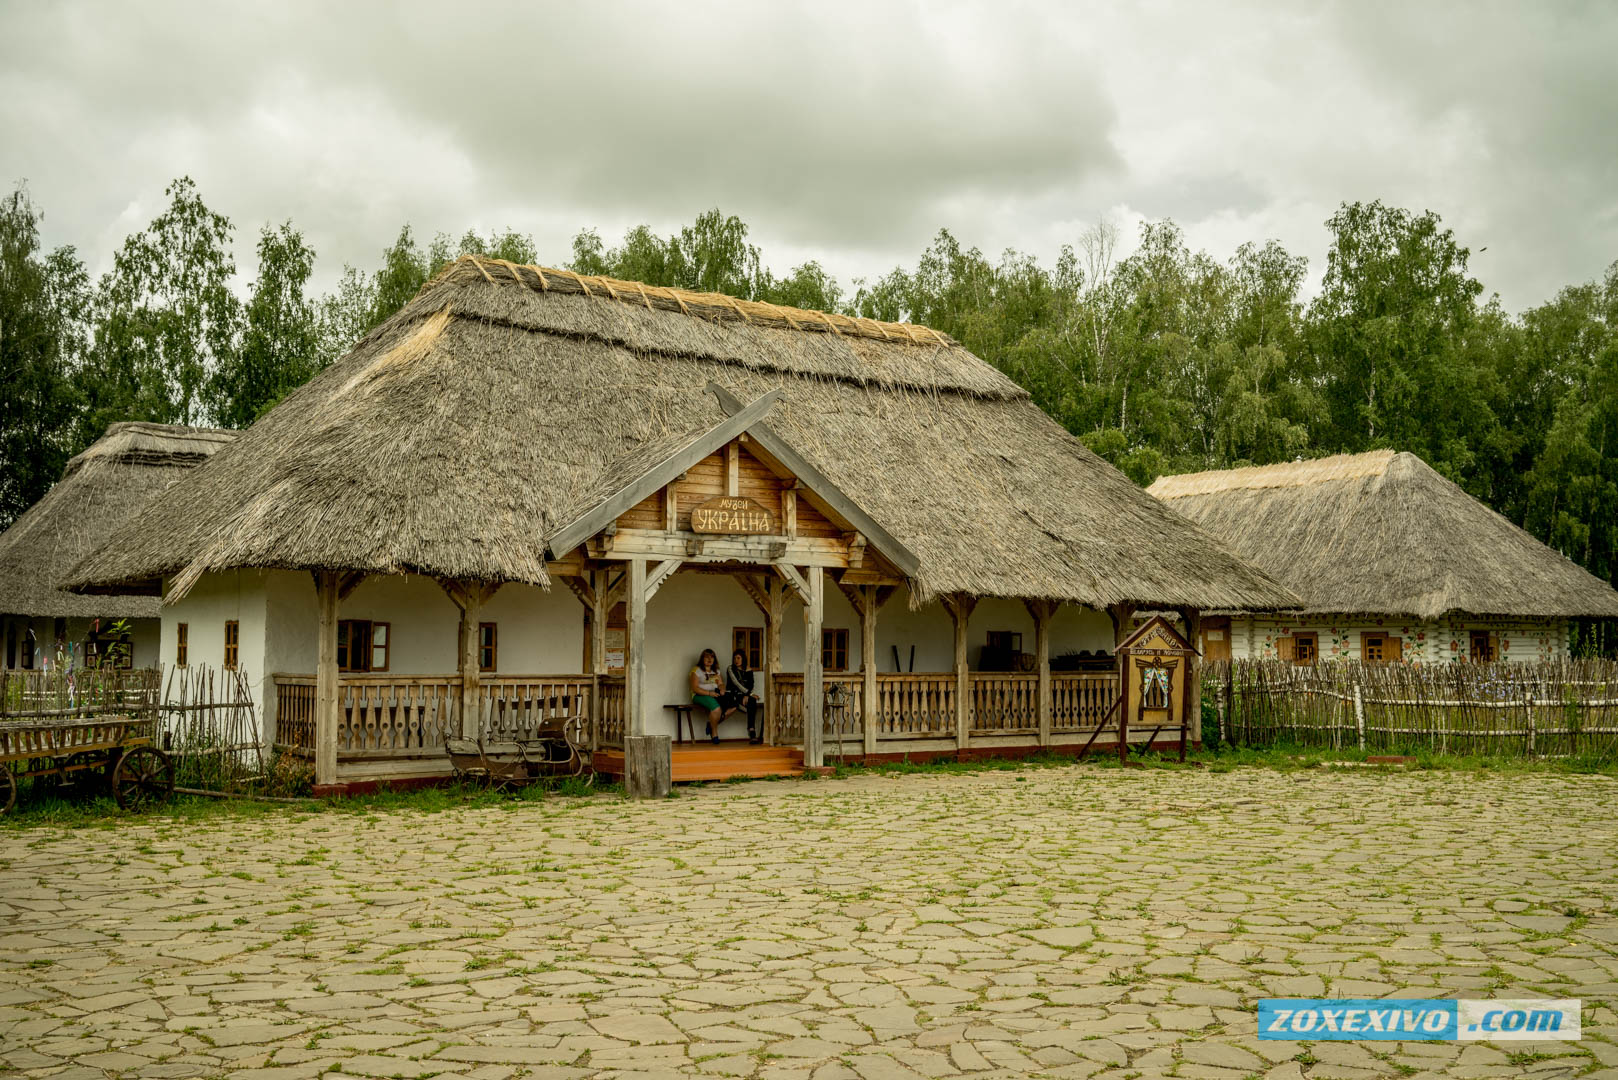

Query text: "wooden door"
[1201, 617, 1231, 662]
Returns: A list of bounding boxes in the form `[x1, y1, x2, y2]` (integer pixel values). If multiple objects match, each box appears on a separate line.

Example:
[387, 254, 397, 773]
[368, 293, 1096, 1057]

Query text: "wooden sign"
[690, 495, 777, 535]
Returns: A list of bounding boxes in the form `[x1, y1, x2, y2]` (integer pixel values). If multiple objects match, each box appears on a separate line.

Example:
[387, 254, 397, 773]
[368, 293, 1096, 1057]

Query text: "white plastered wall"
[1230, 613, 1572, 663]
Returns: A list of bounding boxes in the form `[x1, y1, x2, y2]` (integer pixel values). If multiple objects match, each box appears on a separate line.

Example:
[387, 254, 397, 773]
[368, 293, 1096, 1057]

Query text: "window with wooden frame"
[85, 629, 133, 670]
[1469, 630, 1498, 663]
[337, 619, 390, 673]
[176, 622, 188, 667]
[732, 626, 762, 670]
[822, 628, 849, 672]
[478, 622, 497, 672]
[1291, 632, 1318, 665]
[1361, 633, 1403, 663]
[223, 620, 239, 670]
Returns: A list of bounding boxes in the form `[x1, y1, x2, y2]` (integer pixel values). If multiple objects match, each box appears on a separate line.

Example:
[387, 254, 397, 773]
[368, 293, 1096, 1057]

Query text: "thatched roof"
[0, 422, 236, 618]
[1150, 450, 1618, 619]
[66, 256, 1297, 612]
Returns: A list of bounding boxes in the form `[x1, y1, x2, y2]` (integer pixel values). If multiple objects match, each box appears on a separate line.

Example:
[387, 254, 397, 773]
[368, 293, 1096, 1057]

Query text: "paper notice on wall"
[605, 629, 625, 675]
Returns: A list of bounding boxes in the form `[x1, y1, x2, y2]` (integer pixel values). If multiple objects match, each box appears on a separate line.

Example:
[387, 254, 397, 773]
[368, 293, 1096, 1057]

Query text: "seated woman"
[720, 649, 762, 744]
[689, 648, 724, 744]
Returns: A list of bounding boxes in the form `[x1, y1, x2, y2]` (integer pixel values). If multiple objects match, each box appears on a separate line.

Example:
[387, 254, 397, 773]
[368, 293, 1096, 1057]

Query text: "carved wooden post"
[803, 566, 824, 768]
[458, 586, 482, 739]
[861, 585, 878, 761]
[590, 567, 608, 676]
[1176, 606, 1202, 757]
[947, 595, 977, 753]
[1028, 599, 1055, 748]
[763, 577, 784, 745]
[622, 556, 670, 798]
[626, 558, 646, 739]
[1108, 603, 1135, 760]
[314, 570, 340, 791]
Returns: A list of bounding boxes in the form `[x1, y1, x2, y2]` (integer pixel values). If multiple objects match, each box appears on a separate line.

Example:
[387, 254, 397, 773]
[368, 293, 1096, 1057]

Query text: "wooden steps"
[595, 741, 804, 782]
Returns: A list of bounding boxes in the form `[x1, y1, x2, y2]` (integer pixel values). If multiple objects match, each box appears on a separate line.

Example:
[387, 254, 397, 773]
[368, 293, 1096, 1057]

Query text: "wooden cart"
[0, 714, 175, 814]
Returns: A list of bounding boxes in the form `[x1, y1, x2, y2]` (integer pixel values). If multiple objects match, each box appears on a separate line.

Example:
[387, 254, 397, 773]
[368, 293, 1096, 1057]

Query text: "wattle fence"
[1208, 658, 1618, 759]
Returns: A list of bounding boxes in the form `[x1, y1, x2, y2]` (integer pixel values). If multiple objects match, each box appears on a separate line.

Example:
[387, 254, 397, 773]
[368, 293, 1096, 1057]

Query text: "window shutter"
[1388, 635, 1404, 662]
[1275, 635, 1295, 661]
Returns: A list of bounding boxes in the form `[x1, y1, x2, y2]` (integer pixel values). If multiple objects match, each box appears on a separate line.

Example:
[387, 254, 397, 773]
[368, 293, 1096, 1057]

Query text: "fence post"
[1353, 680, 1365, 752]
[1525, 687, 1536, 756]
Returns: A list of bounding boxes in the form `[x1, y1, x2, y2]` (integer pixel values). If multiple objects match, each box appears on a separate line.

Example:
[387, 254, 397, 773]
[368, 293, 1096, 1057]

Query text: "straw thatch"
[1150, 450, 1618, 619]
[0, 422, 236, 618]
[67, 256, 1297, 611]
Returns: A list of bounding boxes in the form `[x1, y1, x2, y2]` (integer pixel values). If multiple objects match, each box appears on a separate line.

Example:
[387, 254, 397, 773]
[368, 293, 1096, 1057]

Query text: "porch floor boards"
[595, 740, 804, 782]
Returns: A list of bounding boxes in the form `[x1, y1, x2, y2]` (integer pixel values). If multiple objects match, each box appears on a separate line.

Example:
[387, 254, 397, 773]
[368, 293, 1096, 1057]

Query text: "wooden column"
[458, 588, 482, 739]
[763, 577, 784, 745]
[946, 595, 977, 752]
[802, 565, 824, 768]
[590, 567, 608, 676]
[861, 585, 879, 760]
[1027, 599, 1056, 748]
[622, 556, 670, 798]
[1108, 603, 1135, 761]
[314, 571, 340, 790]
[626, 558, 647, 737]
[1177, 606, 1203, 754]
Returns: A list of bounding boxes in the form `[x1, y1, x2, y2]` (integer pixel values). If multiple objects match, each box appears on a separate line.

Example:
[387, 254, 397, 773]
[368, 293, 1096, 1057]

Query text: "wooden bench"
[664, 703, 695, 744]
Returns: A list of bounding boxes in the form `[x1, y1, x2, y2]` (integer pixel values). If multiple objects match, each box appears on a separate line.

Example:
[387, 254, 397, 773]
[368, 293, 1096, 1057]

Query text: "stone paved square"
[2, 764, 1615, 1079]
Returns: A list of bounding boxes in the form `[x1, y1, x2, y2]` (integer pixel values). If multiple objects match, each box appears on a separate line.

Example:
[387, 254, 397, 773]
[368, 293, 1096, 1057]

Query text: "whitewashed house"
[68, 257, 1296, 792]
[1149, 451, 1618, 664]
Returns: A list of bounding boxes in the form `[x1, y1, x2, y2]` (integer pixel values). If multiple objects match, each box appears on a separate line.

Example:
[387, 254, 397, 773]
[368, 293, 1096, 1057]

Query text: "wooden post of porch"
[1028, 599, 1056, 748]
[314, 571, 340, 791]
[623, 557, 670, 798]
[590, 567, 608, 676]
[763, 577, 784, 746]
[626, 558, 646, 738]
[458, 587, 483, 739]
[861, 585, 878, 761]
[802, 565, 824, 769]
[1108, 603, 1135, 761]
[947, 595, 977, 753]
[1177, 606, 1203, 758]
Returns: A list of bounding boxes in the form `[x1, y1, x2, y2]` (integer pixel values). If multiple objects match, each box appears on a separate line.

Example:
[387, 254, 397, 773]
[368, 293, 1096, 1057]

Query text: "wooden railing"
[338, 675, 460, 754]
[274, 676, 316, 750]
[1052, 673, 1118, 731]
[970, 673, 1039, 734]
[596, 676, 625, 748]
[275, 673, 595, 754]
[768, 670, 1120, 745]
[479, 676, 592, 740]
[875, 673, 958, 738]
[770, 674, 863, 744]
[271, 668, 1124, 757]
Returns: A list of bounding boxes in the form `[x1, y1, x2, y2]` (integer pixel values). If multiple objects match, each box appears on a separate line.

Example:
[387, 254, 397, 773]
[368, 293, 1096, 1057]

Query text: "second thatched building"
[1149, 450, 1618, 664]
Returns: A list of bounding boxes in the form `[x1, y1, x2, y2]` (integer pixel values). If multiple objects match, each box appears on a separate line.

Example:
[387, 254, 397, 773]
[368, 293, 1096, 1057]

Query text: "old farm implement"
[0, 668, 172, 814]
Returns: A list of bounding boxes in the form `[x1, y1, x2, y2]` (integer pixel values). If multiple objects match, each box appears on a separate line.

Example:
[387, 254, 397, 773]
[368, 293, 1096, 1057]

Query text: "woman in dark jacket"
[721, 649, 762, 744]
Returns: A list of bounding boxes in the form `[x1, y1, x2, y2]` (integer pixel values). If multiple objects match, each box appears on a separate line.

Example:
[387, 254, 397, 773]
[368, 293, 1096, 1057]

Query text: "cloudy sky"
[2, 1, 1614, 310]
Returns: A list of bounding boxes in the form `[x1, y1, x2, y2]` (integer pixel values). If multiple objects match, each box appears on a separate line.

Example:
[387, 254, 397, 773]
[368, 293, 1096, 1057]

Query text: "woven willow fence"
[1209, 659, 1618, 758]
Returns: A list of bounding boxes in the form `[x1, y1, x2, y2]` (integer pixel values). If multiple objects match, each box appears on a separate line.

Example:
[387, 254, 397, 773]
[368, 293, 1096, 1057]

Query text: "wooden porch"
[271, 669, 1129, 785]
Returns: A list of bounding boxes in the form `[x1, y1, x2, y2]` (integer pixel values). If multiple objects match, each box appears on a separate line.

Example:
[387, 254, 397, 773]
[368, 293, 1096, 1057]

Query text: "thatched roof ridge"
[0, 422, 236, 618]
[65, 263, 1298, 612]
[1150, 450, 1618, 619]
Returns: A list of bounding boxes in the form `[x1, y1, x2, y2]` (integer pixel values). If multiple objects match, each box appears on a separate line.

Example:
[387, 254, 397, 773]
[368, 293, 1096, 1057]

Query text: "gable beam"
[708, 382, 920, 578]
[546, 388, 783, 557]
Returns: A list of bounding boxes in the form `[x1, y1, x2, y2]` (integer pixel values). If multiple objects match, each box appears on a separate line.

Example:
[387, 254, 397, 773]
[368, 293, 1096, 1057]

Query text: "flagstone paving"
[2, 765, 1616, 1080]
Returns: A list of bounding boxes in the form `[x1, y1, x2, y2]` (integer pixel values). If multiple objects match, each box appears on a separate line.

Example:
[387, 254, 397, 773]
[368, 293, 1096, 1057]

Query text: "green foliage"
[209, 223, 320, 426]
[80, 177, 239, 441]
[0, 185, 87, 529]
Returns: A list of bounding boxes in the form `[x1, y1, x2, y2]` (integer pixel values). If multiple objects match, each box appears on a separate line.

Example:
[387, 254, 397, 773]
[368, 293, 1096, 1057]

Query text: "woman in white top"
[689, 648, 724, 743]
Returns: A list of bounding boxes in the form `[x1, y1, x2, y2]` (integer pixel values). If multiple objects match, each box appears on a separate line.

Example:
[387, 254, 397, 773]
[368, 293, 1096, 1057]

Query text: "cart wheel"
[0, 766, 14, 814]
[112, 747, 175, 811]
